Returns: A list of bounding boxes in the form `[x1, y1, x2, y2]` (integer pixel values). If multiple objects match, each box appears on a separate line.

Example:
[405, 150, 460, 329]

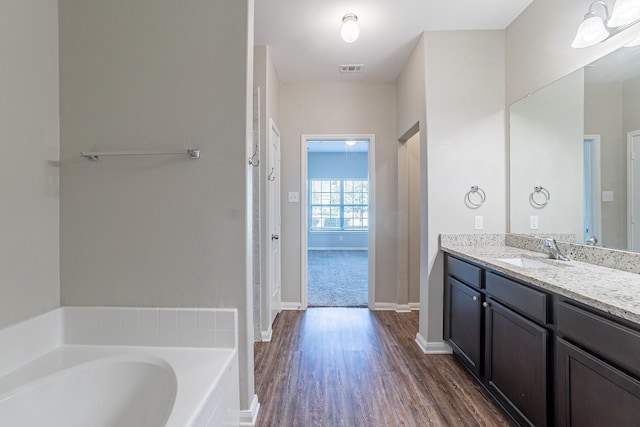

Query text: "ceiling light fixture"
[341, 13, 360, 43]
[345, 140, 357, 146]
[572, 0, 640, 48]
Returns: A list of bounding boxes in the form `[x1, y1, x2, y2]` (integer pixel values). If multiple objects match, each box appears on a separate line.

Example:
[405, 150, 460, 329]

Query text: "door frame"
[584, 135, 602, 244]
[628, 130, 640, 250]
[300, 134, 376, 310]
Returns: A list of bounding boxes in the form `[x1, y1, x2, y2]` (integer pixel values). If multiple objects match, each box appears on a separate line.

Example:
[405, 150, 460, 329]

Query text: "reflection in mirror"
[509, 45, 640, 252]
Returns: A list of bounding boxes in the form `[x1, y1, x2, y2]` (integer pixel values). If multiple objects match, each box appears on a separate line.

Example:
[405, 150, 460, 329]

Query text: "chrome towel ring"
[530, 186, 550, 208]
[465, 186, 486, 209]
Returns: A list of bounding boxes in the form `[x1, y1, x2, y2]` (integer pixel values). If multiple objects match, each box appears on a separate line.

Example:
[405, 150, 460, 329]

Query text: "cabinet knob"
[483, 302, 490, 308]
[472, 296, 478, 301]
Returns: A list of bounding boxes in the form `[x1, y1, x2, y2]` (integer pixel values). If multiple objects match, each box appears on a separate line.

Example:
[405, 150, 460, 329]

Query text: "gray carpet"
[308, 250, 368, 307]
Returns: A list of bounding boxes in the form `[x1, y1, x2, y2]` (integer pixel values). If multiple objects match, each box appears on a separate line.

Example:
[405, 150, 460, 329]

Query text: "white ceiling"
[254, 0, 534, 83]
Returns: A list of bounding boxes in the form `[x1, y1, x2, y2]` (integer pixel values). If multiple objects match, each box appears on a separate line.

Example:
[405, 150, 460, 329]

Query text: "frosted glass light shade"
[572, 14, 610, 48]
[608, 0, 640, 27]
[625, 36, 640, 46]
[341, 14, 360, 43]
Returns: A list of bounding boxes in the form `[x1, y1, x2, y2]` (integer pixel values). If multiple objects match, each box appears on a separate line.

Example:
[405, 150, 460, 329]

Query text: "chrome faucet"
[538, 238, 570, 261]
[585, 235, 598, 246]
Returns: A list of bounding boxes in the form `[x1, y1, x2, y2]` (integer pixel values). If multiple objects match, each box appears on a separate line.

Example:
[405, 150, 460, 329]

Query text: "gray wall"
[279, 82, 398, 305]
[58, 0, 255, 411]
[0, 0, 60, 329]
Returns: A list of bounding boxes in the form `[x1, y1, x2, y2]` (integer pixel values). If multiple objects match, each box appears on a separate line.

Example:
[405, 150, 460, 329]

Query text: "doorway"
[628, 130, 640, 250]
[300, 135, 376, 309]
[583, 135, 602, 244]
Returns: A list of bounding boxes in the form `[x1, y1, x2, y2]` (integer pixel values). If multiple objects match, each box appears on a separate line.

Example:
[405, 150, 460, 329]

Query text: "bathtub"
[0, 345, 239, 427]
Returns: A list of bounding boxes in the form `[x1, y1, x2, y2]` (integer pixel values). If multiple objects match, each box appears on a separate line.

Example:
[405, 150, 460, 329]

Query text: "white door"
[628, 131, 640, 250]
[267, 120, 281, 325]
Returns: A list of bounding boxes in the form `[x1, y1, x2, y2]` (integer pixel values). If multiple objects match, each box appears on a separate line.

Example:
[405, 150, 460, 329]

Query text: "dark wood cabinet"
[443, 253, 640, 426]
[447, 277, 482, 375]
[556, 338, 640, 427]
[485, 298, 549, 427]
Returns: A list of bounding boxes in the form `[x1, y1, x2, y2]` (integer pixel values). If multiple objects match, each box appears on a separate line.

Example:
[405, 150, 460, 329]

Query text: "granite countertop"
[440, 242, 640, 326]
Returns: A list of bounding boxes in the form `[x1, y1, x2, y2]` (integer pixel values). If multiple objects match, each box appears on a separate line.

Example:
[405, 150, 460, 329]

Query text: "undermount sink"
[496, 257, 552, 269]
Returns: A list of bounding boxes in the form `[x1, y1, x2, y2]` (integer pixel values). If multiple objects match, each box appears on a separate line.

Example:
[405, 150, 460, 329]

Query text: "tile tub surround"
[440, 235, 640, 325]
[0, 307, 238, 379]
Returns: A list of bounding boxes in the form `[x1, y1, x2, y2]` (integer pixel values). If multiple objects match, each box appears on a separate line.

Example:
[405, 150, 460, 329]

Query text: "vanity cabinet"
[556, 300, 640, 426]
[444, 255, 552, 426]
[444, 256, 483, 376]
[443, 252, 640, 427]
[484, 298, 549, 426]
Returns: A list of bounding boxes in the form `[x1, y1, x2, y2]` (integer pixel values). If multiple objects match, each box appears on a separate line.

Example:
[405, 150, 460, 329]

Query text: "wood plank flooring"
[254, 308, 514, 426]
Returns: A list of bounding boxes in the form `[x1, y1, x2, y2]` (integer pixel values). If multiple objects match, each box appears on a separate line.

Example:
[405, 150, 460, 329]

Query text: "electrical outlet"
[602, 191, 614, 202]
[288, 192, 299, 203]
[474, 216, 483, 230]
[530, 215, 539, 230]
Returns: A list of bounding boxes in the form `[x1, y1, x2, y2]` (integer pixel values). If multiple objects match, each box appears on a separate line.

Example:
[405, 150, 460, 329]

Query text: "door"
[628, 131, 640, 250]
[267, 120, 281, 326]
[484, 298, 549, 427]
[447, 277, 482, 376]
[556, 338, 640, 427]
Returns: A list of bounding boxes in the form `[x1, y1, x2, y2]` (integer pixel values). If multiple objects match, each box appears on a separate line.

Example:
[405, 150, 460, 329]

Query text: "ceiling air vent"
[339, 64, 364, 73]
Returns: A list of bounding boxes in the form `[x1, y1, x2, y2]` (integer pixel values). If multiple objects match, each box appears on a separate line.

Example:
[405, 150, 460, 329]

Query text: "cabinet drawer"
[447, 256, 482, 289]
[486, 272, 549, 324]
[557, 301, 640, 378]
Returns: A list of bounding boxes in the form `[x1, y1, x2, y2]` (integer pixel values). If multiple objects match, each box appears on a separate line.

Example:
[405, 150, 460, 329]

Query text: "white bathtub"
[0, 345, 239, 427]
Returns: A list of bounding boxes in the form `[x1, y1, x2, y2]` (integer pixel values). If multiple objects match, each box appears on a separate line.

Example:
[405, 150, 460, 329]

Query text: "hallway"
[254, 308, 513, 426]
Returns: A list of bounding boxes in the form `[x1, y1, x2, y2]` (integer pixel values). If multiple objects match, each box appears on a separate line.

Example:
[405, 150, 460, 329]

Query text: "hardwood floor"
[254, 308, 514, 426]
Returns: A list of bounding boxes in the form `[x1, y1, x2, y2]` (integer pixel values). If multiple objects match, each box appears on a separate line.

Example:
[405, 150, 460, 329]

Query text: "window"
[310, 179, 368, 231]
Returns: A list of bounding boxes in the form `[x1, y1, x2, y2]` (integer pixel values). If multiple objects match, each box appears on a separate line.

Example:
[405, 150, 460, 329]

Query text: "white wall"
[400, 31, 507, 346]
[0, 0, 60, 329]
[510, 70, 585, 239]
[58, 0, 256, 412]
[278, 82, 398, 304]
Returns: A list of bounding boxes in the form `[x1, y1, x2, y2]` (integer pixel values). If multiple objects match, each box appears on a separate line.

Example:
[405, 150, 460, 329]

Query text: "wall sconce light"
[572, 0, 640, 48]
[341, 13, 360, 43]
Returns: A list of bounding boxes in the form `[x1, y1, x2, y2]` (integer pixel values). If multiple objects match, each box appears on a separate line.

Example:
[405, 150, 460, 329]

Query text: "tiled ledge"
[0, 306, 238, 379]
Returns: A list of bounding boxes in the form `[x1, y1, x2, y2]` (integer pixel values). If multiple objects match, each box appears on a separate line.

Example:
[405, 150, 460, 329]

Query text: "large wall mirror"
[509, 45, 640, 252]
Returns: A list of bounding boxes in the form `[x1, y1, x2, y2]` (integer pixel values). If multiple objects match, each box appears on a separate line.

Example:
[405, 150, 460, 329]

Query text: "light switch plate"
[530, 215, 539, 230]
[288, 192, 299, 203]
[602, 191, 614, 202]
[474, 216, 483, 230]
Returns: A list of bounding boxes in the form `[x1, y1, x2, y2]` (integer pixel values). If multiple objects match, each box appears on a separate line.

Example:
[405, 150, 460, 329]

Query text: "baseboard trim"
[373, 302, 419, 312]
[239, 394, 260, 426]
[373, 302, 397, 311]
[308, 247, 368, 251]
[395, 304, 411, 313]
[261, 329, 273, 342]
[415, 333, 452, 354]
[281, 302, 303, 310]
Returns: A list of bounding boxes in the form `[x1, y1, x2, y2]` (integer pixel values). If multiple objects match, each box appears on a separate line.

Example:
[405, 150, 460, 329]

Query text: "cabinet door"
[485, 299, 549, 427]
[556, 338, 640, 427]
[447, 277, 482, 376]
